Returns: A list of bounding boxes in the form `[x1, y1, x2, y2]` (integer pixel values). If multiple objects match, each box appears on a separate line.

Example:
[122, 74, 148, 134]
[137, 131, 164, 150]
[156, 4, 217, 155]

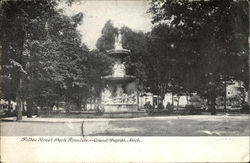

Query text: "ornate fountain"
[101, 31, 139, 112]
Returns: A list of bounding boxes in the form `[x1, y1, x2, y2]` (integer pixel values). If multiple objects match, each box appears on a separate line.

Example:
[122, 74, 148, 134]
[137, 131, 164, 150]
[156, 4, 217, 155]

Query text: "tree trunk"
[224, 81, 227, 113]
[176, 96, 180, 111]
[16, 95, 22, 121]
[15, 30, 26, 120]
[46, 101, 50, 115]
[210, 97, 217, 115]
[7, 99, 11, 115]
[171, 93, 174, 105]
[16, 74, 24, 121]
[16, 82, 23, 121]
[76, 99, 82, 111]
[83, 99, 87, 111]
[26, 100, 33, 118]
[186, 95, 189, 105]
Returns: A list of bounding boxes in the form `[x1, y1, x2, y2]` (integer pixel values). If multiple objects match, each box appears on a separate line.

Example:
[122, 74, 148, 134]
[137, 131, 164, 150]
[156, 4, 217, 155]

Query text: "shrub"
[185, 104, 200, 114]
[144, 102, 153, 113]
[95, 105, 105, 115]
[157, 103, 164, 110]
[241, 103, 250, 113]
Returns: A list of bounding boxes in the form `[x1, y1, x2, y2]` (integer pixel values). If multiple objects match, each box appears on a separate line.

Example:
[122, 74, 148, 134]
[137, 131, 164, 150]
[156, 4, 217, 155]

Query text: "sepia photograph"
[0, 0, 249, 162]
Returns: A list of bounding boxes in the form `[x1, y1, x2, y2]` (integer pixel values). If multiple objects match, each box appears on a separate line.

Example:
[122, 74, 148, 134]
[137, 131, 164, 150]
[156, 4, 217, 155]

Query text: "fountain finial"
[106, 29, 130, 55]
[114, 31, 123, 50]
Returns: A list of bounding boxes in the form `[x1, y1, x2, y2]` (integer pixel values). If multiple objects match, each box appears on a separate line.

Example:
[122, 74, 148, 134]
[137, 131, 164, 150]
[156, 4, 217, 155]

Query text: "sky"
[58, 0, 152, 50]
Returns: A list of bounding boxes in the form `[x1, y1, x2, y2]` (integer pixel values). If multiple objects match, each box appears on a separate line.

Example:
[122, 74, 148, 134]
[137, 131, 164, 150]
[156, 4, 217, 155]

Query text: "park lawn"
[1, 114, 249, 136]
[89, 115, 250, 136]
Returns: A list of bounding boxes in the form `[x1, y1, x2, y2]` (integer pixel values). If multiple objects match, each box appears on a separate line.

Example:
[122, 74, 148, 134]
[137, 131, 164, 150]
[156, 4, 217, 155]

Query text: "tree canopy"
[0, 0, 249, 117]
[96, 20, 118, 52]
[147, 0, 249, 114]
[0, 0, 102, 116]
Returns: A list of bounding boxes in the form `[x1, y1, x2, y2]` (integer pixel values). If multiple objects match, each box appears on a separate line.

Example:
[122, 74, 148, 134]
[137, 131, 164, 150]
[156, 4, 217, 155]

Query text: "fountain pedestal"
[104, 104, 138, 112]
[101, 36, 139, 113]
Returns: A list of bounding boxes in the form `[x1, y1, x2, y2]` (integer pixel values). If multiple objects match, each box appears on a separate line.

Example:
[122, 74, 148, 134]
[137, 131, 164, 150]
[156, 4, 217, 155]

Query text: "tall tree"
[0, 0, 57, 120]
[148, 0, 249, 114]
[0, 0, 91, 118]
[23, 11, 89, 112]
[86, 49, 113, 100]
[96, 20, 118, 52]
[120, 26, 147, 90]
[145, 24, 188, 99]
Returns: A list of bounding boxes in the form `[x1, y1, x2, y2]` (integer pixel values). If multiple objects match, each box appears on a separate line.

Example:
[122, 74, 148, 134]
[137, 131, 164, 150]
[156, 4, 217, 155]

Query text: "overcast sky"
[58, 0, 152, 49]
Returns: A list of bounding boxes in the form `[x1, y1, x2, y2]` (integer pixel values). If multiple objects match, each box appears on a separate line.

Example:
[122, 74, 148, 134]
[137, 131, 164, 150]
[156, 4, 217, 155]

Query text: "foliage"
[85, 49, 113, 97]
[120, 26, 147, 89]
[0, 0, 95, 112]
[0, 0, 58, 117]
[145, 24, 185, 98]
[96, 20, 118, 52]
[148, 0, 249, 113]
[23, 11, 90, 109]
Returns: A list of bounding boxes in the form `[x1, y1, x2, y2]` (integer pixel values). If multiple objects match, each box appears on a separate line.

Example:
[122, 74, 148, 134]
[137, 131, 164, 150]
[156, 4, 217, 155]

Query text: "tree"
[0, 0, 92, 118]
[85, 49, 113, 100]
[96, 20, 118, 52]
[23, 11, 90, 112]
[0, 0, 57, 120]
[144, 24, 186, 99]
[120, 26, 147, 90]
[148, 0, 249, 114]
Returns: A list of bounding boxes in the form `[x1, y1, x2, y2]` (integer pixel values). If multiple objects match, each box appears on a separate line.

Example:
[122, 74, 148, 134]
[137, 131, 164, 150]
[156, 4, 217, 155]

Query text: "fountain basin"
[100, 31, 142, 114]
[103, 103, 138, 112]
[102, 75, 136, 82]
[107, 49, 131, 55]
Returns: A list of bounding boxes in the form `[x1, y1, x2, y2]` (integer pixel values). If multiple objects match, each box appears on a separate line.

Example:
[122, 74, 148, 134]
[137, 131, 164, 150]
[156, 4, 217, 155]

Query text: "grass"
[1, 114, 249, 136]
[88, 115, 250, 136]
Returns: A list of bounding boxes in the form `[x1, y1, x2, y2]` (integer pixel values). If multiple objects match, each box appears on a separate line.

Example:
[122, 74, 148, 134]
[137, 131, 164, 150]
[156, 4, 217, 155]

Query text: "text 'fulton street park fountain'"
[101, 31, 140, 113]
